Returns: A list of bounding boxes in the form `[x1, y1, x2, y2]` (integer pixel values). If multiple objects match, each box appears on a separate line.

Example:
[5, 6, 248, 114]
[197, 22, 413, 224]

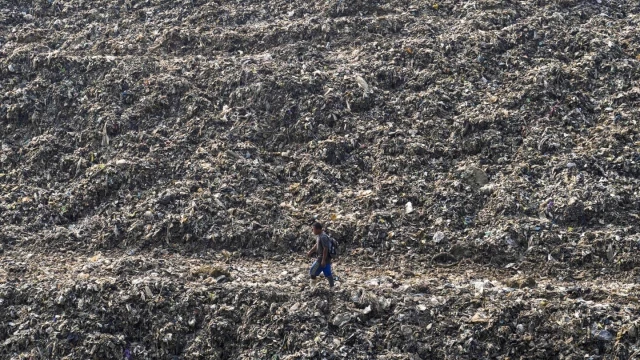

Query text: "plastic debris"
[1, 0, 639, 358]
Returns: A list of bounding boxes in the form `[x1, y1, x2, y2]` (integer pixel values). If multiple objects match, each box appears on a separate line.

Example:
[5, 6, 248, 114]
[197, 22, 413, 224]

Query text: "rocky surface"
[2, 0, 640, 358]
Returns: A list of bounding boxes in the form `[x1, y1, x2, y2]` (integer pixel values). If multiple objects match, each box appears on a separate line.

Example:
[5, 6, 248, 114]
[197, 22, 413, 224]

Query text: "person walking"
[307, 222, 335, 288]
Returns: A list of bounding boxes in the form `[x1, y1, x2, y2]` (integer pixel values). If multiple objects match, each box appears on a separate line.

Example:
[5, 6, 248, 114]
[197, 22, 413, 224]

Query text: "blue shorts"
[310, 260, 332, 278]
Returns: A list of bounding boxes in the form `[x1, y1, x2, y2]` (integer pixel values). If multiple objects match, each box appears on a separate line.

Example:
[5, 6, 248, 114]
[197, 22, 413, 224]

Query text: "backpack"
[328, 235, 339, 258]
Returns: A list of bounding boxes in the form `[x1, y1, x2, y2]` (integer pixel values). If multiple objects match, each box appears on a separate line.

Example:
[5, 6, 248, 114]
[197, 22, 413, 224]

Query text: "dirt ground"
[2, 0, 640, 358]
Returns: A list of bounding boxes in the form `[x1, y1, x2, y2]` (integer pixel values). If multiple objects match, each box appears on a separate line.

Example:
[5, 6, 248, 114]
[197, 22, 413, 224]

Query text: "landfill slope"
[2, 0, 640, 359]
[3, 251, 640, 359]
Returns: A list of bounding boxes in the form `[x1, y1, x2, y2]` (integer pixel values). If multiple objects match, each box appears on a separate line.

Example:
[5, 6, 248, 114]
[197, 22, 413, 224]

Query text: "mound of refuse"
[3, 251, 640, 359]
[2, 0, 639, 260]
[2, 0, 640, 358]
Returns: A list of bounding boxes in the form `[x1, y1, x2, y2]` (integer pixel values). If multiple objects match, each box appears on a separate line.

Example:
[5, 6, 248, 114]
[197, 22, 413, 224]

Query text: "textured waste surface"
[1, 0, 640, 358]
[3, 251, 640, 359]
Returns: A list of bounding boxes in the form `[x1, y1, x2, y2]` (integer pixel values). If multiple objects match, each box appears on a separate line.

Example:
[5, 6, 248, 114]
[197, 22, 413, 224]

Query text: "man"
[307, 222, 335, 288]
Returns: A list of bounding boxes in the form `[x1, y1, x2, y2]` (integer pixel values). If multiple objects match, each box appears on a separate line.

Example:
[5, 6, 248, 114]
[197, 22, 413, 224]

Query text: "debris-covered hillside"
[1, 0, 640, 358]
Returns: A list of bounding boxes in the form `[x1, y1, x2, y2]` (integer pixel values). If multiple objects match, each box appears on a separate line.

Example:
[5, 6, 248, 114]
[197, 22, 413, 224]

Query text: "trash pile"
[3, 251, 640, 359]
[1, 0, 640, 358]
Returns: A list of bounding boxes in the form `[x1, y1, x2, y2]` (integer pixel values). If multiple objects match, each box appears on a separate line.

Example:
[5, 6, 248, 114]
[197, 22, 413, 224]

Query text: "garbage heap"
[1, 0, 640, 358]
[1, 0, 639, 261]
[3, 252, 640, 359]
